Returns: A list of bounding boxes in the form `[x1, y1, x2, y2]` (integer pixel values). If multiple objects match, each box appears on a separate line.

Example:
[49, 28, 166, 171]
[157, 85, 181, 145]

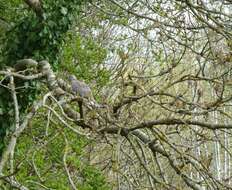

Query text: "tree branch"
[24, 0, 42, 16]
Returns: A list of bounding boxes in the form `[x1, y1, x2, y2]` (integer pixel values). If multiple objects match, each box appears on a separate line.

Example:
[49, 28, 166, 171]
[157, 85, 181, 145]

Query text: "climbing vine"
[0, 0, 87, 154]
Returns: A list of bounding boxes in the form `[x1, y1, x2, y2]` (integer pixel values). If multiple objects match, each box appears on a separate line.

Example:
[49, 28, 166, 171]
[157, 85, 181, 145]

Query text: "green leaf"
[60, 7, 68, 15]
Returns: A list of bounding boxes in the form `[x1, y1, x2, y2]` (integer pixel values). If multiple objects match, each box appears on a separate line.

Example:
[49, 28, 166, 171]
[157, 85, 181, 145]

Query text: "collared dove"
[68, 75, 93, 99]
[68, 75, 106, 110]
[69, 75, 105, 119]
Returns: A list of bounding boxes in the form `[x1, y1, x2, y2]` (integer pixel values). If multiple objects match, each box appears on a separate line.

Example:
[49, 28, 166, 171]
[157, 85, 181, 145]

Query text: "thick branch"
[24, 0, 42, 16]
[0, 71, 44, 80]
[131, 118, 232, 130]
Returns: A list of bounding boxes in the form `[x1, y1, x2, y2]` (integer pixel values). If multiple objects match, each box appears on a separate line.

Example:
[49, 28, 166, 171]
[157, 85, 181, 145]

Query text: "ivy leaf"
[60, 7, 68, 15]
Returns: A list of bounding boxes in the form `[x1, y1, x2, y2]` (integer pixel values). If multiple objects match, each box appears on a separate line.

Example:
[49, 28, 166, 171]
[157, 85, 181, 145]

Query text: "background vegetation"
[0, 0, 231, 189]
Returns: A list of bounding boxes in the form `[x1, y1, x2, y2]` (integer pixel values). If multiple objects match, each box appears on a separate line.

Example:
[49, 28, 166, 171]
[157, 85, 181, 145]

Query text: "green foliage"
[0, 0, 88, 154]
[2, 0, 87, 67]
[60, 33, 110, 87]
[0, 1, 111, 188]
[79, 166, 111, 190]
[0, 0, 21, 23]
[12, 117, 111, 190]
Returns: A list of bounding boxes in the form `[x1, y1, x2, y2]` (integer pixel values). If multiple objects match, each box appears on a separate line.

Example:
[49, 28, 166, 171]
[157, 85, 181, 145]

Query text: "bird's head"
[68, 75, 76, 81]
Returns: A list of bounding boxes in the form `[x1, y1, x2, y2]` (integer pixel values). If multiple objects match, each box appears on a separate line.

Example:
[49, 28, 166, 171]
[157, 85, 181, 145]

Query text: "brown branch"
[99, 127, 202, 190]
[24, 0, 42, 16]
[131, 118, 232, 131]
[0, 71, 44, 80]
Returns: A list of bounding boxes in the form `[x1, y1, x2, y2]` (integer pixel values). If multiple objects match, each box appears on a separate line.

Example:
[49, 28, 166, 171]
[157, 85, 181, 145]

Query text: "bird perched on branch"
[68, 75, 105, 119]
[69, 75, 93, 99]
[68, 74, 106, 107]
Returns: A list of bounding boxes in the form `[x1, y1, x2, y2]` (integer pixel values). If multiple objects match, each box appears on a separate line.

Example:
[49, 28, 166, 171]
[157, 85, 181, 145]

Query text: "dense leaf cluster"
[0, 1, 111, 189]
[0, 0, 86, 154]
[15, 120, 110, 190]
